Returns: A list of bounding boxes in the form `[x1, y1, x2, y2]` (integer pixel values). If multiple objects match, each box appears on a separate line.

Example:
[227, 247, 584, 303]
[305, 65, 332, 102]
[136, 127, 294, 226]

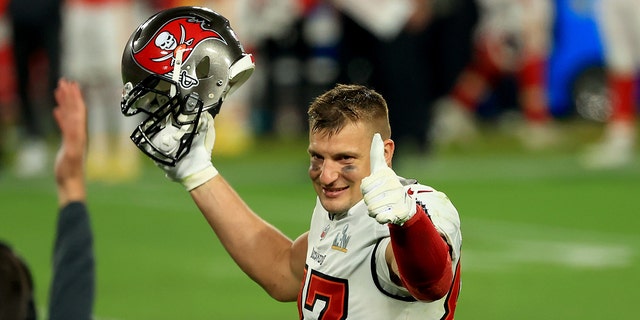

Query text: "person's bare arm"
[190, 177, 307, 301]
[49, 78, 95, 320]
[52, 79, 87, 207]
[145, 99, 307, 301]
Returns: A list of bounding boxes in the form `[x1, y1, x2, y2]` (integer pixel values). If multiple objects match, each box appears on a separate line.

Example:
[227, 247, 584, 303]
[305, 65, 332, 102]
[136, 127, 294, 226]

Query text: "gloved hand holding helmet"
[120, 6, 254, 189]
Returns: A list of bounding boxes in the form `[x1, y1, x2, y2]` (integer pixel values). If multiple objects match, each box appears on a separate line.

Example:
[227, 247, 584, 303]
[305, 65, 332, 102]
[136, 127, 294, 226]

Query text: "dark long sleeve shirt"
[47, 202, 95, 320]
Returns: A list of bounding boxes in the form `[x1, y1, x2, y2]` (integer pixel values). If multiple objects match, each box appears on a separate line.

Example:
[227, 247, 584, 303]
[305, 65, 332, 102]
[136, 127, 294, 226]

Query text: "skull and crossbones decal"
[152, 25, 194, 65]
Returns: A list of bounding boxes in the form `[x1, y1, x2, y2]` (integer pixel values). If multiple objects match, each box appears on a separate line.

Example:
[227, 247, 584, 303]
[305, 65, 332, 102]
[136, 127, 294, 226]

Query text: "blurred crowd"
[0, 0, 637, 180]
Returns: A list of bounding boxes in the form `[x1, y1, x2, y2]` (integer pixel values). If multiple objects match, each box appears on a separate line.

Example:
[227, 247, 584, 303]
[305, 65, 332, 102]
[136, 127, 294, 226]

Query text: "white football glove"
[360, 133, 417, 225]
[155, 112, 218, 191]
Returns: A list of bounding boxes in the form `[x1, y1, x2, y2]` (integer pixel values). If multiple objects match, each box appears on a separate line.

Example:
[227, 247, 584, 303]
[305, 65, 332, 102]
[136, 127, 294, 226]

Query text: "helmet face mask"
[123, 74, 204, 166]
[121, 74, 177, 117]
[121, 6, 254, 165]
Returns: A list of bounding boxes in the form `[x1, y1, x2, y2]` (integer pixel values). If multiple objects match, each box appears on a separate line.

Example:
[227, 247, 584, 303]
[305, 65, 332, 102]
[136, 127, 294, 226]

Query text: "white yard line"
[461, 218, 638, 271]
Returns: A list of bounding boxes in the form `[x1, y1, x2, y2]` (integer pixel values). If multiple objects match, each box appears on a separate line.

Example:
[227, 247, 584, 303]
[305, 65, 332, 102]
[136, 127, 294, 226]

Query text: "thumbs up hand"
[360, 133, 417, 225]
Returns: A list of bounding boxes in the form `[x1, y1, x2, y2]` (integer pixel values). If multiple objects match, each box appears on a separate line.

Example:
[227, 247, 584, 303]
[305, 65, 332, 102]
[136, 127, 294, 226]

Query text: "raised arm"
[48, 79, 95, 320]
[152, 112, 307, 301]
[52, 79, 87, 207]
[190, 176, 308, 301]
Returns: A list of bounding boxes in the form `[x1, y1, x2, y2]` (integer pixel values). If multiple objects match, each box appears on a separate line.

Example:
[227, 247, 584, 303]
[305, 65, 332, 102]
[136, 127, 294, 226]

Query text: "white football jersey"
[298, 178, 462, 319]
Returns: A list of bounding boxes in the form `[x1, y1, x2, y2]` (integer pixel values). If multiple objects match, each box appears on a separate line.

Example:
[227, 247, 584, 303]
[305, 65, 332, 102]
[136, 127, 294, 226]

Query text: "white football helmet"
[121, 6, 254, 166]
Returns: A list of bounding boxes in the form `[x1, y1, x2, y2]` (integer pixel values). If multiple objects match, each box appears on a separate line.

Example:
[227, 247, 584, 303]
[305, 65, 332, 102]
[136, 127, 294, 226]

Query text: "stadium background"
[1, 0, 639, 319]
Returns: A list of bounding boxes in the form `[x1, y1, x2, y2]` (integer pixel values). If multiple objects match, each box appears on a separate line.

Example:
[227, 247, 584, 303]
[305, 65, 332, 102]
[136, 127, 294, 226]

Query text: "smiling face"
[306, 84, 393, 215]
[308, 122, 374, 215]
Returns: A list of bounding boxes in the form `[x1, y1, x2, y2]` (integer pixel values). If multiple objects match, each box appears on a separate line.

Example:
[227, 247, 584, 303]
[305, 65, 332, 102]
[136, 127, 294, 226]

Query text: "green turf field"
[1, 120, 638, 319]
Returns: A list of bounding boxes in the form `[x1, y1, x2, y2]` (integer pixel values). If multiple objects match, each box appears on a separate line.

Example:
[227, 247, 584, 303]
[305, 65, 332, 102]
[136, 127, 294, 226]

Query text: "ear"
[383, 138, 395, 167]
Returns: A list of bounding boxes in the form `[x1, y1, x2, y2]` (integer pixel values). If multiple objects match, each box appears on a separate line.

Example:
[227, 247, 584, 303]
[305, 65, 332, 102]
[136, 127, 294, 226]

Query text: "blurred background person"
[334, 0, 478, 154]
[236, 0, 339, 141]
[7, 0, 63, 177]
[431, 0, 559, 151]
[203, 0, 282, 155]
[62, 0, 142, 182]
[235, 0, 477, 156]
[582, 0, 639, 168]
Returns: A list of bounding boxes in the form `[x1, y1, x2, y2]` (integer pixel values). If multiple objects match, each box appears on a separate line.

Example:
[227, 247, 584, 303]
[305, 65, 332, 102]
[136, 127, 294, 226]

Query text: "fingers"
[53, 79, 87, 205]
[200, 112, 214, 131]
[53, 79, 86, 127]
[198, 112, 215, 138]
[200, 112, 216, 152]
[54, 79, 84, 112]
[53, 78, 87, 157]
[369, 133, 387, 173]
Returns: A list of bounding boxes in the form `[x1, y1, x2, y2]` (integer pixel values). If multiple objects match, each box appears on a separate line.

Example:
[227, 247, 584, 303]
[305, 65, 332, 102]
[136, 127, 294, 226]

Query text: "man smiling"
[121, 7, 462, 319]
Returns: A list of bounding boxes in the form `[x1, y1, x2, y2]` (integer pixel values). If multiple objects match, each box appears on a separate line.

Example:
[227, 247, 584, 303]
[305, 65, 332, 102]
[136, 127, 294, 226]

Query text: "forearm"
[48, 201, 95, 320]
[55, 154, 86, 207]
[388, 206, 452, 301]
[190, 175, 301, 301]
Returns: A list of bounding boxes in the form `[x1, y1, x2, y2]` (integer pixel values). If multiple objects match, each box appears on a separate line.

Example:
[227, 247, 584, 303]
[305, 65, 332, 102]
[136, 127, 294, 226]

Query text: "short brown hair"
[308, 84, 391, 138]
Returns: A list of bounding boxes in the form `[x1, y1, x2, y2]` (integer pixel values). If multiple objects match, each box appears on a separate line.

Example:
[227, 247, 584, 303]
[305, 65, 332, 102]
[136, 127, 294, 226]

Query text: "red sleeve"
[388, 205, 453, 301]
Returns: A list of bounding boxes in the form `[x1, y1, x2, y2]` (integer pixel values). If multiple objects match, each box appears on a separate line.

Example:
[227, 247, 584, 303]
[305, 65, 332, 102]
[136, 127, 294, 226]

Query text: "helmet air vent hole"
[196, 56, 210, 79]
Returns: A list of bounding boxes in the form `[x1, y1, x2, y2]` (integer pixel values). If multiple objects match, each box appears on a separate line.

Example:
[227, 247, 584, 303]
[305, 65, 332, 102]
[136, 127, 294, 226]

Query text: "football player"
[62, 0, 142, 181]
[583, 0, 638, 168]
[121, 6, 461, 319]
[432, 0, 559, 151]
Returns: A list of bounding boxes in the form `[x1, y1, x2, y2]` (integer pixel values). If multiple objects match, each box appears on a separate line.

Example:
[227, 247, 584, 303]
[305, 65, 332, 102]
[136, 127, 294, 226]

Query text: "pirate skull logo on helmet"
[121, 6, 254, 166]
[155, 31, 178, 51]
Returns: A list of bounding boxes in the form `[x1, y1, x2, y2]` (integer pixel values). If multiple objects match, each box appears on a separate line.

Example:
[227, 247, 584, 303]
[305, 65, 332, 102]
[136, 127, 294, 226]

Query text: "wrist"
[182, 165, 219, 191]
[390, 203, 420, 227]
[389, 195, 418, 226]
[57, 179, 86, 207]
